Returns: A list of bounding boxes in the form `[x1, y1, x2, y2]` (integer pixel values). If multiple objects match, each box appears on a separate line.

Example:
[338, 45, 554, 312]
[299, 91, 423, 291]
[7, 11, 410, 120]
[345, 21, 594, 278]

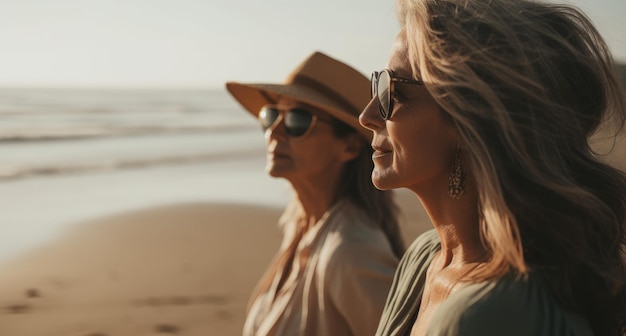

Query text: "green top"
[375, 229, 594, 336]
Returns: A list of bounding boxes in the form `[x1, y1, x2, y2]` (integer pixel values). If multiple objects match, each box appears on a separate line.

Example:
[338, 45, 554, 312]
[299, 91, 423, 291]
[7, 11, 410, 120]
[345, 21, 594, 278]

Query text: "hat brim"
[225, 82, 372, 141]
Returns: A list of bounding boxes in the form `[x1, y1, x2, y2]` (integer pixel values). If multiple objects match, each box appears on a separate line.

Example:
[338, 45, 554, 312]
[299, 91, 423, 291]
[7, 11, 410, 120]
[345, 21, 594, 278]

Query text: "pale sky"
[0, 0, 624, 89]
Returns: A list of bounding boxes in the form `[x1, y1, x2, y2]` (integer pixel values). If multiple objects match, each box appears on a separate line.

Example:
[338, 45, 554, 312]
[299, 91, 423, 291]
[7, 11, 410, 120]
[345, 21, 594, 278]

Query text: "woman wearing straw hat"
[226, 51, 405, 336]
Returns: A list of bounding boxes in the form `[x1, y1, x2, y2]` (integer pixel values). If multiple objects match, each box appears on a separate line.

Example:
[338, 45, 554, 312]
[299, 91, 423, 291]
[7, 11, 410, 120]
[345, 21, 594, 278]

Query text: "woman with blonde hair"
[360, 0, 626, 335]
[226, 51, 404, 336]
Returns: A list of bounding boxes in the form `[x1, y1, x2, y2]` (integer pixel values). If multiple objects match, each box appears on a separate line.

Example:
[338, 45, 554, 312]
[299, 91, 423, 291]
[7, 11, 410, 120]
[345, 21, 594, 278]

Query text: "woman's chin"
[266, 166, 286, 178]
[265, 161, 292, 178]
[371, 170, 396, 191]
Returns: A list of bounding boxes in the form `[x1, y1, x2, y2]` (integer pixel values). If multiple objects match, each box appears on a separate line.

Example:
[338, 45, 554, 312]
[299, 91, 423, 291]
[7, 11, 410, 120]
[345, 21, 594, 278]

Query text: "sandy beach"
[0, 202, 286, 336]
[0, 188, 430, 336]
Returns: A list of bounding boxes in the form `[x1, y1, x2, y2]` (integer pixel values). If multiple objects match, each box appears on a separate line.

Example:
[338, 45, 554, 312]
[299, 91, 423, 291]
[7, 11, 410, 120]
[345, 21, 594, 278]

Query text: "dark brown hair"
[332, 119, 404, 258]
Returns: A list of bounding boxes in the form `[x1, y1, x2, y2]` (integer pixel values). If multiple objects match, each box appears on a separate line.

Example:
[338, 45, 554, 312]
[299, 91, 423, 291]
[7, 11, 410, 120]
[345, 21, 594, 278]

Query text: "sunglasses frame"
[371, 69, 424, 120]
[258, 105, 331, 139]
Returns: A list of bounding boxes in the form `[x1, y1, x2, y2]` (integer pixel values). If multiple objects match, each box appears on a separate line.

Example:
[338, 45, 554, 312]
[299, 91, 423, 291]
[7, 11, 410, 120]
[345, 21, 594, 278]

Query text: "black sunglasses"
[371, 69, 424, 120]
[258, 105, 329, 138]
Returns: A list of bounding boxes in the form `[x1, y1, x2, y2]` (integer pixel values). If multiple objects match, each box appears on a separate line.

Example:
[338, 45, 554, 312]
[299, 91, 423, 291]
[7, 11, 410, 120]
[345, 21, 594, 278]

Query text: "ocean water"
[0, 88, 292, 264]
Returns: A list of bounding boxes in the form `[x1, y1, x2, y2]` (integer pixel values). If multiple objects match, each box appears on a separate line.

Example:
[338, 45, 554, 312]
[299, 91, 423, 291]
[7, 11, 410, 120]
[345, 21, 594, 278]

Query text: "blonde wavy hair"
[397, 0, 626, 334]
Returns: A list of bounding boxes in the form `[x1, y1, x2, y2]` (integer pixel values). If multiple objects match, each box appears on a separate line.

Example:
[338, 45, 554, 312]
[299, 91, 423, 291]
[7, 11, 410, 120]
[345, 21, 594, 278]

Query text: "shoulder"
[387, 229, 440, 295]
[374, 230, 441, 335]
[323, 200, 394, 253]
[429, 274, 593, 336]
[397, 229, 440, 273]
[405, 229, 440, 258]
[317, 201, 398, 275]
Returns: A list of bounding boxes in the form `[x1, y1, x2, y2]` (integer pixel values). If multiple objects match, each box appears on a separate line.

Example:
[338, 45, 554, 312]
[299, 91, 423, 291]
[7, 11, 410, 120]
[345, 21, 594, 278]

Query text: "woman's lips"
[269, 151, 290, 159]
[372, 146, 392, 159]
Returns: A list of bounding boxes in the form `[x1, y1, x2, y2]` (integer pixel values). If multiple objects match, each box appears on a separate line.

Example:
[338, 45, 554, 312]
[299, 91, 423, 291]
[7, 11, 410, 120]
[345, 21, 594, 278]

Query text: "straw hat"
[225, 51, 372, 141]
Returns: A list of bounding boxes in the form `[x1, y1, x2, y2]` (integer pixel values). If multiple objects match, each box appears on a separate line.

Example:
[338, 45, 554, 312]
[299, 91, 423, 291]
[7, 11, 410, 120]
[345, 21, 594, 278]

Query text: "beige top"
[243, 199, 399, 336]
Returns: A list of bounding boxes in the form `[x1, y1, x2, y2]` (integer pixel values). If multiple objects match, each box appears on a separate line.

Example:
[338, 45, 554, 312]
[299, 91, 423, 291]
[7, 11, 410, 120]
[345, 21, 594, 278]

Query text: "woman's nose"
[264, 115, 288, 140]
[359, 98, 384, 131]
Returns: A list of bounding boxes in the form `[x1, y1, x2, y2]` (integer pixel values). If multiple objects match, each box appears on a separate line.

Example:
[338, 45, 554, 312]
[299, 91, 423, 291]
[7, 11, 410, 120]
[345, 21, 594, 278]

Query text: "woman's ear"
[339, 134, 364, 163]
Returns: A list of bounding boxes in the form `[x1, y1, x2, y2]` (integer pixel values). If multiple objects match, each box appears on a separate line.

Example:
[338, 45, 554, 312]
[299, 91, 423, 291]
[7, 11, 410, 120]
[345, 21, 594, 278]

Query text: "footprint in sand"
[25, 288, 41, 298]
[4, 303, 31, 314]
[155, 323, 181, 334]
[4, 287, 43, 314]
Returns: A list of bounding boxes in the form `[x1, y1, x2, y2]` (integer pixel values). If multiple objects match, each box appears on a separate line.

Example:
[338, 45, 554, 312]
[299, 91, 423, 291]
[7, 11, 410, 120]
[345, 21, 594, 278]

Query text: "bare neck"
[410, 179, 486, 266]
[289, 171, 342, 232]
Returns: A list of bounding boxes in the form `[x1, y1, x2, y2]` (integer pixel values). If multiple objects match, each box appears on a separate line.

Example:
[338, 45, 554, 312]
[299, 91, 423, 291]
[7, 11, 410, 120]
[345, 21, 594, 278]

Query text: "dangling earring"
[448, 146, 465, 199]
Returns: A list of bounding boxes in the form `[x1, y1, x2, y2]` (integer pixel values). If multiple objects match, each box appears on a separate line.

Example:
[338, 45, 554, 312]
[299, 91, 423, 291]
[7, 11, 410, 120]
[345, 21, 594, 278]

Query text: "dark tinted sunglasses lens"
[285, 108, 313, 137]
[259, 107, 279, 130]
[378, 70, 391, 119]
